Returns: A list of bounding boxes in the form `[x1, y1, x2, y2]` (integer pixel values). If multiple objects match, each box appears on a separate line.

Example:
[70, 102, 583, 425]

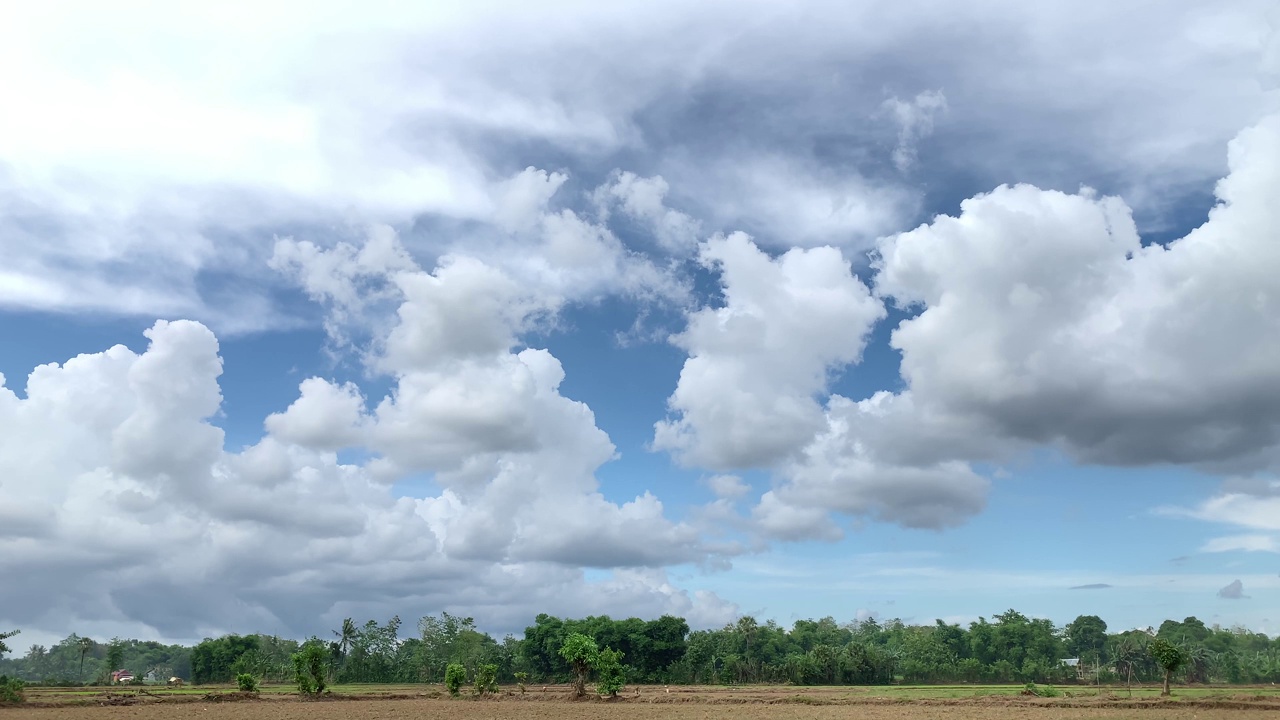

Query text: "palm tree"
[1112, 634, 1147, 696]
[333, 618, 357, 674]
[0, 629, 18, 658]
[333, 619, 357, 655]
[26, 644, 47, 678]
[78, 637, 95, 684]
[1184, 645, 1212, 684]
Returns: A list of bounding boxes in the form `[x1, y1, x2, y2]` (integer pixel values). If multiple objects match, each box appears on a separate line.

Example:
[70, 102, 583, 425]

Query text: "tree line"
[2, 611, 1278, 689]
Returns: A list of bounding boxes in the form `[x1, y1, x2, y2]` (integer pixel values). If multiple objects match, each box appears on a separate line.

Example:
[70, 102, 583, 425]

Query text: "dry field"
[7, 685, 1280, 720]
[5, 698, 1280, 720]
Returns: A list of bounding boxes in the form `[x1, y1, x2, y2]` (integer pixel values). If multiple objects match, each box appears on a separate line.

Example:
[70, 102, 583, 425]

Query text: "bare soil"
[6, 692, 1280, 720]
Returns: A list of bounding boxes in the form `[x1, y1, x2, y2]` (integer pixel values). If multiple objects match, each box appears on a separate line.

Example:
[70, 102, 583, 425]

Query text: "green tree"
[1150, 638, 1187, 696]
[595, 648, 625, 697]
[105, 640, 124, 680]
[420, 613, 491, 682]
[1065, 615, 1108, 664]
[558, 633, 599, 698]
[190, 635, 260, 684]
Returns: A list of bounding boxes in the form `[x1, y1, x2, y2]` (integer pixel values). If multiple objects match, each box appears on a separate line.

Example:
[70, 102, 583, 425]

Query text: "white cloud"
[1, 1, 1270, 327]
[751, 491, 843, 542]
[883, 89, 948, 172]
[264, 378, 368, 451]
[447, 167, 693, 310]
[657, 111, 1280, 538]
[1163, 483, 1280, 532]
[0, 228, 738, 642]
[1201, 534, 1280, 553]
[655, 232, 990, 533]
[593, 171, 702, 253]
[690, 155, 918, 249]
[775, 398, 990, 531]
[873, 112, 1280, 471]
[655, 232, 885, 469]
[704, 474, 750, 501]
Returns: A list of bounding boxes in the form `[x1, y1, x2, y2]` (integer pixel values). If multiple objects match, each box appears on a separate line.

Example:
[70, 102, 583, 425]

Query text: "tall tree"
[78, 637, 95, 684]
[333, 619, 357, 660]
[106, 640, 125, 680]
[558, 633, 598, 698]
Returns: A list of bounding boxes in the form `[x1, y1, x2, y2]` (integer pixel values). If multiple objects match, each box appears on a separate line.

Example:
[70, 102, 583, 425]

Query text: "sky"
[2, 0, 1280, 649]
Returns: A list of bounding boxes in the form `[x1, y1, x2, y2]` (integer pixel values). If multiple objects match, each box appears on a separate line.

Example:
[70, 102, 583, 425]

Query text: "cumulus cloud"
[655, 231, 990, 535]
[773, 404, 989, 531]
[874, 112, 1280, 471]
[751, 491, 844, 542]
[272, 228, 722, 566]
[655, 232, 885, 469]
[1218, 579, 1248, 599]
[703, 474, 750, 501]
[657, 110, 1280, 539]
[0, 229, 741, 643]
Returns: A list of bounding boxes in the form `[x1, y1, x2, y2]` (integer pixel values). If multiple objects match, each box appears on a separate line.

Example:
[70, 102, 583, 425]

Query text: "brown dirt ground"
[5, 696, 1280, 720]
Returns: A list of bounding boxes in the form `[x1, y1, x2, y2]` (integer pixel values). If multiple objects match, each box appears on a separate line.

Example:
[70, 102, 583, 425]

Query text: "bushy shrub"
[595, 648, 625, 697]
[473, 663, 498, 695]
[292, 644, 328, 697]
[445, 663, 466, 696]
[236, 673, 259, 692]
[1022, 682, 1059, 697]
[0, 675, 25, 704]
[514, 671, 528, 693]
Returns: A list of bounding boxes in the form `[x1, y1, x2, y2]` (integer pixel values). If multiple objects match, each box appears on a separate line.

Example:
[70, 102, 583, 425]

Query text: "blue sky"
[2, 0, 1279, 648]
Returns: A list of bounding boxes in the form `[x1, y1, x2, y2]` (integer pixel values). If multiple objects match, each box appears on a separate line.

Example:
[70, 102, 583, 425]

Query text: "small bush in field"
[236, 673, 259, 692]
[474, 664, 498, 695]
[0, 676, 25, 704]
[445, 663, 466, 696]
[595, 648, 625, 697]
[292, 644, 328, 696]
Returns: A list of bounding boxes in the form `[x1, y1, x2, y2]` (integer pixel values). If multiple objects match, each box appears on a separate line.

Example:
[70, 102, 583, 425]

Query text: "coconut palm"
[333, 618, 357, 657]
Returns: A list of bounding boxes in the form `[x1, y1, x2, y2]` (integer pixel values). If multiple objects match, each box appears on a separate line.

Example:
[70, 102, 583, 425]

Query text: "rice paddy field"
[6, 683, 1280, 719]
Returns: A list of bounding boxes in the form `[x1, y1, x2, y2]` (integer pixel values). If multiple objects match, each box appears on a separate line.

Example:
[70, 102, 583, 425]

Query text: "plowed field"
[7, 687, 1280, 720]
